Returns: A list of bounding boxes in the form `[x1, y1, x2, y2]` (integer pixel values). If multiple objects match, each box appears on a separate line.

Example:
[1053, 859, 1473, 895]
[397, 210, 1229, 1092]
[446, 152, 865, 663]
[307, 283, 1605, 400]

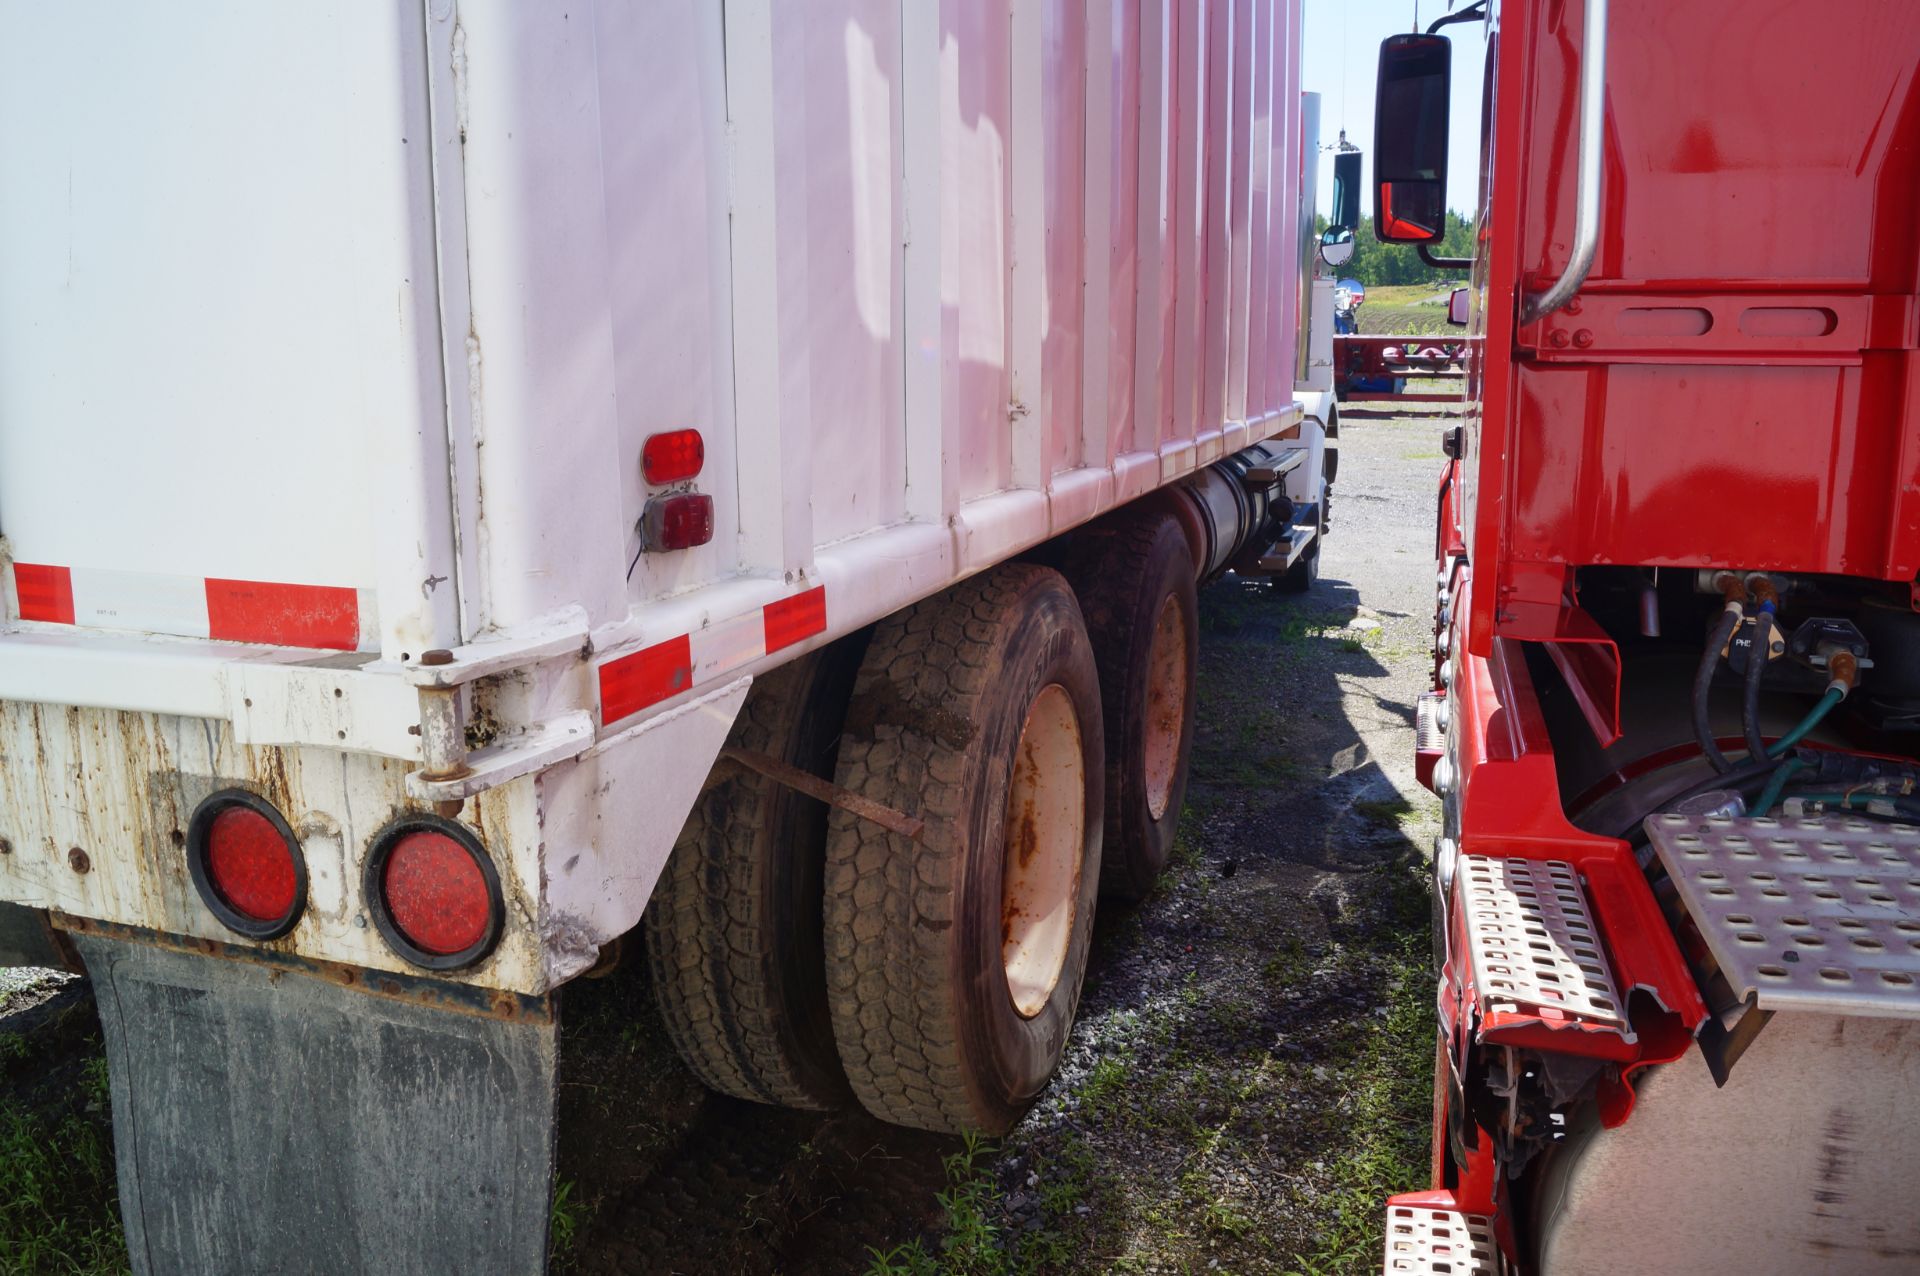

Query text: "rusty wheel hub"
[1000, 682, 1084, 1019]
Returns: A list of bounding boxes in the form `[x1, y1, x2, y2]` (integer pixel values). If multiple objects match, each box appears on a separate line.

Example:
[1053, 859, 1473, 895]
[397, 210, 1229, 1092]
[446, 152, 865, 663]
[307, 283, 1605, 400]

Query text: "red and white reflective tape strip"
[10, 562, 373, 652]
[599, 584, 827, 727]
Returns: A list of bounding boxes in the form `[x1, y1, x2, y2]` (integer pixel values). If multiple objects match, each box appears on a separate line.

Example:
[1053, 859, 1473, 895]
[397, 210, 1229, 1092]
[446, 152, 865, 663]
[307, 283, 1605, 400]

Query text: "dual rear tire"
[824, 565, 1104, 1134]
[644, 517, 1199, 1134]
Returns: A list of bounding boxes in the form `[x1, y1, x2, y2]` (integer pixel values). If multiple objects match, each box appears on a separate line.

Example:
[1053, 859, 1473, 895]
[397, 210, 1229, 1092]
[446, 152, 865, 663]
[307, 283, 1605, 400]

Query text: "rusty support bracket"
[719, 746, 927, 842]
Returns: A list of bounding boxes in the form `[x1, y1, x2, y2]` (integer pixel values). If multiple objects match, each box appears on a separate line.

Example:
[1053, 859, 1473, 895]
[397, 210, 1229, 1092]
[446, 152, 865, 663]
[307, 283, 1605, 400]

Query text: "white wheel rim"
[1143, 595, 1188, 821]
[1001, 683, 1085, 1019]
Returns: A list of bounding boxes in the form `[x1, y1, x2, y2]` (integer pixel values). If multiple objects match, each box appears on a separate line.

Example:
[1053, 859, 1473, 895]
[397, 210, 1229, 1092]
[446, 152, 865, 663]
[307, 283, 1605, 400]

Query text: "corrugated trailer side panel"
[568, 0, 1305, 720]
[0, 0, 1307, 998]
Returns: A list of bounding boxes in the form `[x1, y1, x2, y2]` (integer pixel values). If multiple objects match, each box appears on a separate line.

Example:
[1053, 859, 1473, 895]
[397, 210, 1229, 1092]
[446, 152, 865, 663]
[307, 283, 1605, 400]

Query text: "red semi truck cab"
[1372, 1, 1920, 1272]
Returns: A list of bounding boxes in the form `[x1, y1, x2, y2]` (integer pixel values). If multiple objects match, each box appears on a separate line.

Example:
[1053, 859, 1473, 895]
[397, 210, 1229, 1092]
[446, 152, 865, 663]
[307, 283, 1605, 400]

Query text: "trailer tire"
[643, 640, 865, 1111]
[824, 564, 1104, 1135]
[1058, 512, 1198, 901]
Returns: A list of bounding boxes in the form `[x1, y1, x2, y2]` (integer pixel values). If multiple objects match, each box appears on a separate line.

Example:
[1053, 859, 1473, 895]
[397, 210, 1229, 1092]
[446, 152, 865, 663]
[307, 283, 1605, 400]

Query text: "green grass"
[0, 1038, 126, 1275]
[549, 1177, 590, 1257]
[864, 1133, 1012, 1276]
[1353, 796, 1416, 829]
[1285, 927, 1436, 1275]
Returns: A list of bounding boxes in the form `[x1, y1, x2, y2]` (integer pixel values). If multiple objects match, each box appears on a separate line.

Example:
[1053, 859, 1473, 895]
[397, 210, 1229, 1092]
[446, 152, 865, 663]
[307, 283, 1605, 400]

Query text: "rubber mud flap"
[77, 936, 557, 1276]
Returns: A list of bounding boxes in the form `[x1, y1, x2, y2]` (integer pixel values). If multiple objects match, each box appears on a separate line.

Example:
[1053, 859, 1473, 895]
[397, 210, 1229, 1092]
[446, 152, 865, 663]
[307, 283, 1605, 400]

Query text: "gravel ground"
[0, 412, 1451, 1276]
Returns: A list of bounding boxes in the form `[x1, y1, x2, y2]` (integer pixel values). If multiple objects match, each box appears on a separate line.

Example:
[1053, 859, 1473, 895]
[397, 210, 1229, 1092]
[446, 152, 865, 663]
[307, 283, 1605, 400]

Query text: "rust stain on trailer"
[53, 912, 552, 1024]
[1, 700, 542, 992]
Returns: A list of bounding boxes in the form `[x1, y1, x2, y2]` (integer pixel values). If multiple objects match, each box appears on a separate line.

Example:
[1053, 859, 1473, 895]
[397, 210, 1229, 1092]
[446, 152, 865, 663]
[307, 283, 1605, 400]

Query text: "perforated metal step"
[1415, 692, 1446, 791]
[1383, 1201, 1504, 1275]
[1460, 855, 1630, 1032]
[1416, 691, 1445, 753]
[1645, 812, 1920, 1019]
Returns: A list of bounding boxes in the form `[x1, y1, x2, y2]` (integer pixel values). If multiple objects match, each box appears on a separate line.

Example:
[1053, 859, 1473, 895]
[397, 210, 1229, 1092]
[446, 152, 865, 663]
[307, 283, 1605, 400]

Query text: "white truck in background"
[0, 3, 1352, 1270]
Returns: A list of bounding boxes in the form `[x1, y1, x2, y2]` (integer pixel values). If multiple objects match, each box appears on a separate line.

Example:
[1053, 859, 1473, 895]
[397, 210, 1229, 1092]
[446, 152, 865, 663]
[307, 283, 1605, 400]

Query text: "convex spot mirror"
[1319, 227, 1355, 267]
[1373, 33, 1450, 244]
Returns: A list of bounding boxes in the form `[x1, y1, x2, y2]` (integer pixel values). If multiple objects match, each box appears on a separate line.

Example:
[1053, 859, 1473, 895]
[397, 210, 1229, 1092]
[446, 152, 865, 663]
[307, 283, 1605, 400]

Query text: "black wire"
[1694, 608, 1742, 773]
[1427, 1, 1488, 35]
[1742, 611, 1771, 763]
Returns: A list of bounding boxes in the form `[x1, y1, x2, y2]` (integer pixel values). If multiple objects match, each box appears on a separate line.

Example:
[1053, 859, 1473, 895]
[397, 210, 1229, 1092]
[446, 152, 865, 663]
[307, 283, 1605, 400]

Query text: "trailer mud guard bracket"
[77, 935, 557, 1276]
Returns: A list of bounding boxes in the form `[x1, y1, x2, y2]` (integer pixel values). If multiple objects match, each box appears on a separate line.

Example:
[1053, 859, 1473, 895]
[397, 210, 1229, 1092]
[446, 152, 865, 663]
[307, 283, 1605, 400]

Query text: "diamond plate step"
[1383, 1201, 1504, 1275]
[1645, 812, 1920, 1019]
[1460, 855, 1630, 1032]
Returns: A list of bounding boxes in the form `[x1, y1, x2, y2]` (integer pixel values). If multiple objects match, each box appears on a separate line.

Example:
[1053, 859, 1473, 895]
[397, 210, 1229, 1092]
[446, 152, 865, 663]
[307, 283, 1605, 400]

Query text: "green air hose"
[1766, 686, 1844, 759]
[1751, 758, 1803, 817]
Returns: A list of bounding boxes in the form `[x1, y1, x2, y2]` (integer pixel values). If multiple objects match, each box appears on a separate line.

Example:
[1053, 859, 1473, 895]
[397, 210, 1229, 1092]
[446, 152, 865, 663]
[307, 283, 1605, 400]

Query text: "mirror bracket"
[1419, 243, 1472, 271]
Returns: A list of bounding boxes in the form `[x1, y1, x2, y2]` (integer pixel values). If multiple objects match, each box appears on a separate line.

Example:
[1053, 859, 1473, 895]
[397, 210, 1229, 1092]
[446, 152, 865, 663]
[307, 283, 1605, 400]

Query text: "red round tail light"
[187, 790, 307, 940]
[365, 818, 503, 970]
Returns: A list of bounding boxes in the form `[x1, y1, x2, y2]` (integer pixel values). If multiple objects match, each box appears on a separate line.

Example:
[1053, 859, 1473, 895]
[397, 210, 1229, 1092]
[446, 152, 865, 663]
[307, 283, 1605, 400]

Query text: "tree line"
[1316, 211, 1477, 287]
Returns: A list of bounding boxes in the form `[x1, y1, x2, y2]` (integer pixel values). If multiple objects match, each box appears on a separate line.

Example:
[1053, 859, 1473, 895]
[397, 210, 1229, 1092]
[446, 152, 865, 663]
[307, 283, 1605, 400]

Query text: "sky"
[1301, 0, 1488, 219]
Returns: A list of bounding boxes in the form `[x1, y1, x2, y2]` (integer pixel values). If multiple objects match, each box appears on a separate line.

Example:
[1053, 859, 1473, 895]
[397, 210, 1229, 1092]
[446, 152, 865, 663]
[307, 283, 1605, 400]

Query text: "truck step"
[1383, 1198, 1505, 1274]
[1414, 690, 1446, 789]
[1461, 855, 1630, 1032]
[1255, 524, 1317, 571]
[1240, 446, 1306, 484]
[1645, 811, 1920, 1019]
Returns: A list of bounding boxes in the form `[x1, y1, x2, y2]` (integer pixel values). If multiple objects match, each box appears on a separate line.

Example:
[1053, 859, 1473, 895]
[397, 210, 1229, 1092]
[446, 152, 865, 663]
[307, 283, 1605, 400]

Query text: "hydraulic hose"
[1751, 757, 1803, 817]
[1742, 610, 1772, 762]
[1693, 606, 1743, 773]
[1767, 686, 1844, 759]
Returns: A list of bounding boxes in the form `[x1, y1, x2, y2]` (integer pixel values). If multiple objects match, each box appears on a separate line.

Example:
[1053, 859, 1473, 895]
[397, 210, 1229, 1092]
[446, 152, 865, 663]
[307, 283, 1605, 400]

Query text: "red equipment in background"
[1377, 1, 1920, 1273]
[1332, 334, 1465, 408]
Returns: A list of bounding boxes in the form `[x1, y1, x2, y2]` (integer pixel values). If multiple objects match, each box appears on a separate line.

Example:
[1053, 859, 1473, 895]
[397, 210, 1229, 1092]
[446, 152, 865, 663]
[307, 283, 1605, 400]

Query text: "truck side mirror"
[1329, 151, 1362, 233]
[1319, 149, 1362, 266]
[1372, 34, 1450, 244]
[1447, 287, 1470, 326]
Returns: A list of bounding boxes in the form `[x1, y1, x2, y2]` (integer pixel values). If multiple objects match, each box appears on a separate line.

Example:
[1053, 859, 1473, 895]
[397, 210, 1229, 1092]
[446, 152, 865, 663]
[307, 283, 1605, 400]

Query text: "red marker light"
[366, 820, 503, 969]
[642, 429, 705, 485]
[641, 492, 715, 552]
[187, 791, 307, 940]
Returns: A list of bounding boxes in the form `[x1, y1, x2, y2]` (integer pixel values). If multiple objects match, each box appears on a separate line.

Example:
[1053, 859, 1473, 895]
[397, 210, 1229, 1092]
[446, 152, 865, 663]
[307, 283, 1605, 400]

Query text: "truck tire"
[1275, 537, 1320, 593]
[823, 564, 1104, 1135]
[1058, 512, 1198, 901]
[643, 640, 865, 1110]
